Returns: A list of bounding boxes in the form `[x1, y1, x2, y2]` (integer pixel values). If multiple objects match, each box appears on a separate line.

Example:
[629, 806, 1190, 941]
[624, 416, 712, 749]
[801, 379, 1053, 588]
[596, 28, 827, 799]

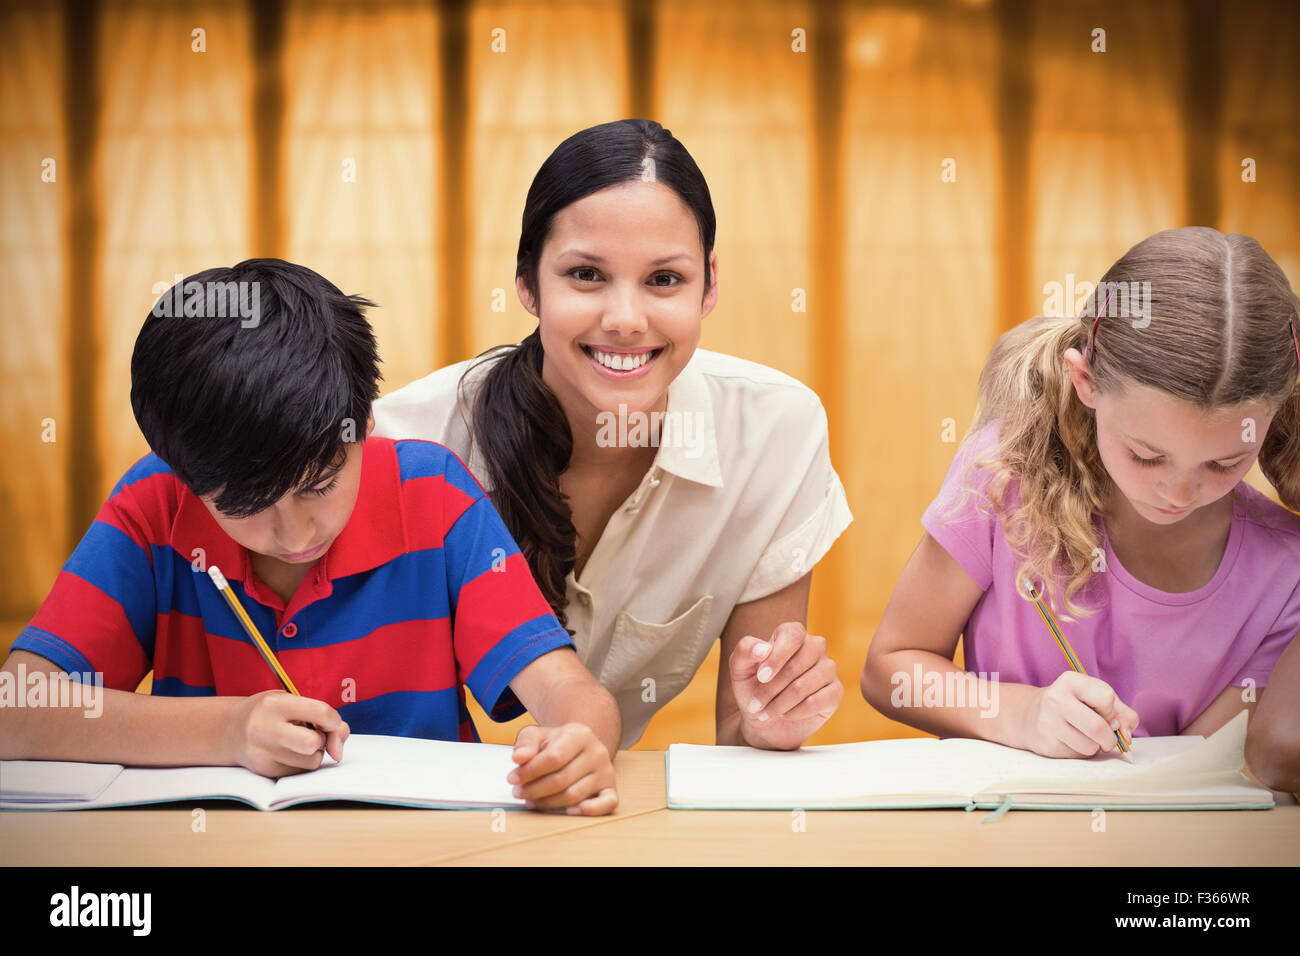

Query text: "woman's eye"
[1128, 450, 1163, 468]
[566, 268, 681, 286]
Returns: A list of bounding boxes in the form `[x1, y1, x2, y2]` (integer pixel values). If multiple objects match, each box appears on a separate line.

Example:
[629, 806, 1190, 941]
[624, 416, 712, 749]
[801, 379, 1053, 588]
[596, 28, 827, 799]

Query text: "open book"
[667, 711, 1273, 810]
[0, 734, 525, 811]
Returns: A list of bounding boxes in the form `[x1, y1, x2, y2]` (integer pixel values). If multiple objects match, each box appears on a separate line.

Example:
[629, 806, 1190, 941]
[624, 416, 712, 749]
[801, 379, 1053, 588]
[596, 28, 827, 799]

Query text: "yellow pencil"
[207, 564, 303, 697]
[1025, 582, 1134, 761]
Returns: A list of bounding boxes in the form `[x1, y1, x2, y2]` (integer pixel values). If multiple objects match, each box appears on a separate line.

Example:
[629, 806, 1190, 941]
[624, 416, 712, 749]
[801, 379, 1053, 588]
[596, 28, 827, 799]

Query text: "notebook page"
[1, 763, 278, 810]
[267, 734, 525, 808]
[975, 709, 1253, 796]
[668, 738, 965, 807]
[933, 733, 1199, 795]
[0, 760, 123, 804]
[83, 764, 278, 809]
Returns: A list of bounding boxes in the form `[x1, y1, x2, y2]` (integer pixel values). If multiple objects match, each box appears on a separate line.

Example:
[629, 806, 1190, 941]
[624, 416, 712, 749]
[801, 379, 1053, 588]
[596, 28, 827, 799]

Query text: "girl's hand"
[1020, 671, 1139, 758]
[508, 723, 618, 815]
[729, 622, 843, 750]
[225, 690, 349, 778]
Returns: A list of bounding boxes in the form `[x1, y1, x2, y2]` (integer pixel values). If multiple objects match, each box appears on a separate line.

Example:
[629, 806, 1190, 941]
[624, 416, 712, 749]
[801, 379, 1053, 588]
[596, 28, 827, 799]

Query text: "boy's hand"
[507, 723, 618, 815]
[1021, 672, 1139, 758]
[729, 622, 843, 750]
[225, 690, 350, 778]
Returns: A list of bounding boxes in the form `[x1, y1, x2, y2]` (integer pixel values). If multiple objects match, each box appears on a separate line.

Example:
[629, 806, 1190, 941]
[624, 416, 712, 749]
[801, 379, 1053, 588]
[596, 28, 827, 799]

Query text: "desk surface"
[3, 752, 1296, 866]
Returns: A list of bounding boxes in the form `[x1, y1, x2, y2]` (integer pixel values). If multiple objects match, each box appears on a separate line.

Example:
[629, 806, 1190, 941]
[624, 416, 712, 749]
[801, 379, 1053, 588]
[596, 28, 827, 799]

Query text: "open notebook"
[668, 711, 1273, 810]
[0, 734, 525, 811]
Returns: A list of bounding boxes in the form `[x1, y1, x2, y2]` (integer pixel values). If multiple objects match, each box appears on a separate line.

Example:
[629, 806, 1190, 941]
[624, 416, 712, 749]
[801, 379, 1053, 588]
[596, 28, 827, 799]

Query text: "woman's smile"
[580, 343, 665, 379]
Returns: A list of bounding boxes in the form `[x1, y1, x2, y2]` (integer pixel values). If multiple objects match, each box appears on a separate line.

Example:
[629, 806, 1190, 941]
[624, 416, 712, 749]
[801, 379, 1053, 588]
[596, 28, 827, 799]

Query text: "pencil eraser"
[207, 565, 228, 589]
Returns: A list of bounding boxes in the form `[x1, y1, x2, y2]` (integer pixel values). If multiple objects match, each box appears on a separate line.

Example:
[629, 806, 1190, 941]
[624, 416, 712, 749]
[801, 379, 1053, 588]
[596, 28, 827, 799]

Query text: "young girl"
[374, 119, 852, 753]
[862, 227, 1300, 761]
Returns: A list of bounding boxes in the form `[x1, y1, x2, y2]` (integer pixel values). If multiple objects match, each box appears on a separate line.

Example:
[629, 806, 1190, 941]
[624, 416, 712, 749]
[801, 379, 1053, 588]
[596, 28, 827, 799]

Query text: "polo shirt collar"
[651, 354, 723, 487]
[170, 437, 406, 593]
[321, 437, 406, 578]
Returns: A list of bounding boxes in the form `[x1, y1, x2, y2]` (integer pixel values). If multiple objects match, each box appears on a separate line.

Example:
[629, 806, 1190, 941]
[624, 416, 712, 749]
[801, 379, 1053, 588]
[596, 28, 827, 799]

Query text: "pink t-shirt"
[921, 424, 1300, 737]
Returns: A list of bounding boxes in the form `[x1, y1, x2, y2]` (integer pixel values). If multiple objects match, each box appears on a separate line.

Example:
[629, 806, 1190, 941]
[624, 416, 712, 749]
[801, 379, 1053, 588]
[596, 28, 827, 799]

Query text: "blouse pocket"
[602, 595, 716, 703]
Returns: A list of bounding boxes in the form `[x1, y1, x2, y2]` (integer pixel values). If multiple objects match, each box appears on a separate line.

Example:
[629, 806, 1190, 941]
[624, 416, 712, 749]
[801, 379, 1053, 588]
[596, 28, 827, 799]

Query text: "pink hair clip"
[1084, 290, 1114, 365]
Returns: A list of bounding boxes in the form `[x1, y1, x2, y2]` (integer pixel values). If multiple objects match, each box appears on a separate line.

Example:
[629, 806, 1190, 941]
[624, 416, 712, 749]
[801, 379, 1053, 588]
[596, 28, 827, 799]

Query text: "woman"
[374, 119, 852, 750]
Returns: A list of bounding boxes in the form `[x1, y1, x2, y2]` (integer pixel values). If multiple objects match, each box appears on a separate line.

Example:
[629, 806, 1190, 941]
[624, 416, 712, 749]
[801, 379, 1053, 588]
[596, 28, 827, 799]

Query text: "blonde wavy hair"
[956, 227, 1300, 618]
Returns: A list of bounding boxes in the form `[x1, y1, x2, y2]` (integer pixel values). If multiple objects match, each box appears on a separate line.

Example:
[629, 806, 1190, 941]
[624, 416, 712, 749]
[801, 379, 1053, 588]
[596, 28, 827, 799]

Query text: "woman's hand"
[728, 621, 843, 750]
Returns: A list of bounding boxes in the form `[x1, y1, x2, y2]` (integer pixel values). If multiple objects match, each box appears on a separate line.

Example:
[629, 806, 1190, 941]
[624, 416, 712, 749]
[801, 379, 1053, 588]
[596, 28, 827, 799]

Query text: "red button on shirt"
[282, 622, 298, 638]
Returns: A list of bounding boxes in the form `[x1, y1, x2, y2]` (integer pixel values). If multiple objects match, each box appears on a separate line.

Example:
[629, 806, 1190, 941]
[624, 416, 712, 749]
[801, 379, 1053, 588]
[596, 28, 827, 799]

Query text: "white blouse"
[372, 347, 853, 747]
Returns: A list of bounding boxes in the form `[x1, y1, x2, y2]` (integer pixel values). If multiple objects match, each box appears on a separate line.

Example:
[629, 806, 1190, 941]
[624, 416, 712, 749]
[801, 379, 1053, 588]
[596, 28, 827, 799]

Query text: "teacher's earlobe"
[701, 251, 719, 319]
[516, 275, 539, 318]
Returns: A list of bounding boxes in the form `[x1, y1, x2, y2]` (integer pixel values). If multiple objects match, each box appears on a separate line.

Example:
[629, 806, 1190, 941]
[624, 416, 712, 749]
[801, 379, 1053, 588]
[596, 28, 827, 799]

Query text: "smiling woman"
[373, 119, 853, 750]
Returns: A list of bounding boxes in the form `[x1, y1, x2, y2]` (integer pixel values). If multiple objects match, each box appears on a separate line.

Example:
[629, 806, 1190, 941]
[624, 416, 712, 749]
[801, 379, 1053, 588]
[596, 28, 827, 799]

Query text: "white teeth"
[590, 348, 653, 371]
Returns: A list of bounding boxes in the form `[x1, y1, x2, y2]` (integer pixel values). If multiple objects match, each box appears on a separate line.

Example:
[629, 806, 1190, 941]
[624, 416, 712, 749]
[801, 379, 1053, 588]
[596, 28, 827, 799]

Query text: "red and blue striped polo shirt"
[13, 436, 574, 742]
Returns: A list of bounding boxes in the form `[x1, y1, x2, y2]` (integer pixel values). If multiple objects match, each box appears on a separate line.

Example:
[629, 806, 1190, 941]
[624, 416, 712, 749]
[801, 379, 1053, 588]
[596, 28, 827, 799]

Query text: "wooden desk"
[440, 755, 1299, 866]
[3, 751, 1296, 866]
[447, 805, 1300, 866]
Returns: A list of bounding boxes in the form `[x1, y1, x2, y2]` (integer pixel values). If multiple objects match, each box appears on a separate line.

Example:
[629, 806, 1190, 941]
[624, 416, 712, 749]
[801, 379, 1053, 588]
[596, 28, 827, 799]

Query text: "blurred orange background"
[2, 0, 1296, 749]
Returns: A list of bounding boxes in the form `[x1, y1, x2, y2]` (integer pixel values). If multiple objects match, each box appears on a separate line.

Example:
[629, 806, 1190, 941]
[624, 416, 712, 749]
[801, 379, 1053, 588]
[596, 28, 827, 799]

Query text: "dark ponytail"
[463, 329, 576, 624]
[467, 118, 716, 626]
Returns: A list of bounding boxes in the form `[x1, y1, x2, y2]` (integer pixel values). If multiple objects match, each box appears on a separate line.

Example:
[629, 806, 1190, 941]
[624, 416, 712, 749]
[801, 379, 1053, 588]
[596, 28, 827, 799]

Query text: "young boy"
[1, 259, 620, 815]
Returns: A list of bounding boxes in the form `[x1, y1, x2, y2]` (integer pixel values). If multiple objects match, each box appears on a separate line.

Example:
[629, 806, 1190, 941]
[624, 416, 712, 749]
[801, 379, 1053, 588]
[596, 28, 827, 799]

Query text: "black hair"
[465, 119, 716, 626]
[514, 118, 717, 306]
[131, 258, 381, 517]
